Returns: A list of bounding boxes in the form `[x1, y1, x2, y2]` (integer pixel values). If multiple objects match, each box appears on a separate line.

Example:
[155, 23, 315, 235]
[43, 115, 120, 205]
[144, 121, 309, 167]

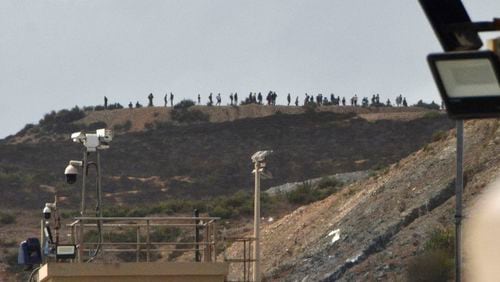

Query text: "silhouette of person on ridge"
[148, 93, 154, 107]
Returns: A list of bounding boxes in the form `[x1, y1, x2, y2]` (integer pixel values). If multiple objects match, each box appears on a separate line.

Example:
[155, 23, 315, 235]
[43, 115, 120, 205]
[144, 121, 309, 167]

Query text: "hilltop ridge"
[6, 104, 432, 144]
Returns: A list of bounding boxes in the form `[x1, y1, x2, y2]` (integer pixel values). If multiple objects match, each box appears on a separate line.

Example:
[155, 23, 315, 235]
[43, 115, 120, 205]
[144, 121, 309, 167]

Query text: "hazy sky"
[1, 0, 499, 138]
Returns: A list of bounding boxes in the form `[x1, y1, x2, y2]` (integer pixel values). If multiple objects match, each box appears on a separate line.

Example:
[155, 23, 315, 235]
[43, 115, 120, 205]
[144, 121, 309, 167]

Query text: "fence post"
[146, 220, 150, 262]
[136, 226, 141, 262]
[194, 209, 201, 262]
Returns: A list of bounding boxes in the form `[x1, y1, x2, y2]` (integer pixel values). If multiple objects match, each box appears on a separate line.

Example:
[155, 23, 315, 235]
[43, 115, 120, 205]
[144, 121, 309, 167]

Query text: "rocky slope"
[226, 119, 500, 281]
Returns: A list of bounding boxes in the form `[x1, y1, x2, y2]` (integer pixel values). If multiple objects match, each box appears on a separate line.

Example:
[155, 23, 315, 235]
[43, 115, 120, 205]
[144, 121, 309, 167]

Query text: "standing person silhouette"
[104, 96, 108, 109]
[170, 92, 174, 106]
[295, 96, 299, 106]
[234, 93, 238, 105]
[164, 93, 168, 107]
[216, 93, 221, 106]
[198, 94, 201, 105]
[230, 93, 234, 106]
[148, 93, 154, 107]
[287, 93, 291, 106]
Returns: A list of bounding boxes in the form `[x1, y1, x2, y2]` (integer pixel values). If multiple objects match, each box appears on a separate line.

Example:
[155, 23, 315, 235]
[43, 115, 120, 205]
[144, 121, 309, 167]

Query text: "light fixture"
[419, 0, 500, 119]
[428, 50, 500, 119]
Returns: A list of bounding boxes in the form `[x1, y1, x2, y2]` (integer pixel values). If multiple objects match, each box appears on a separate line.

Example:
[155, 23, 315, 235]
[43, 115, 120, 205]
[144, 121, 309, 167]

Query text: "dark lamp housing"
[428, 51, 500, 119]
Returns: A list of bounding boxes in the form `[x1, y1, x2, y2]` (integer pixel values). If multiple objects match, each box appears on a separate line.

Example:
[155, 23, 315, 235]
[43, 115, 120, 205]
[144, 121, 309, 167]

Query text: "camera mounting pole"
[446, 18, 500, 33]
[81, 150, 87, 216]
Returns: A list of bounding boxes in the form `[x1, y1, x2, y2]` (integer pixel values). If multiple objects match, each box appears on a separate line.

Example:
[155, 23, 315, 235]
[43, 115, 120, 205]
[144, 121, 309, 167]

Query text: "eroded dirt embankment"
[78, 105, 429, 133]
[225, 119, 500, 281]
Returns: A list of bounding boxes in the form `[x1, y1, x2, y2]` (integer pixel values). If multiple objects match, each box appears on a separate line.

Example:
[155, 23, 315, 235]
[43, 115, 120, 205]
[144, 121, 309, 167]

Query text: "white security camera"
[43, 205, 51, 219]
[64, 160, 82, 184]
[71, 131, 86, 143]
[96, 128, 113, 143]
[71, 129, 113, 151]
[251, 150, 273, 163]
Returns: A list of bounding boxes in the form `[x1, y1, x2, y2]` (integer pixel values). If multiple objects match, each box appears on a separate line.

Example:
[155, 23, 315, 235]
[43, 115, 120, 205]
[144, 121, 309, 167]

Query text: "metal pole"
[194, 209, 201, 262]
[253, 162, 261, 282]
[96, 150, 104, 257]
[81, 151, 87, 216]
[455, 120, 464, 282]
[96, 151, 103, 218]
[146, 219, 150, 262]
[40, 219, 45, 264]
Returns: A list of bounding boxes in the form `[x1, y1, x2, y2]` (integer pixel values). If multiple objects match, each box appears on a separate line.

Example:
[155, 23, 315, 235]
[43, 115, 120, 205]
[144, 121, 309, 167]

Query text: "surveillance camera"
[64, 163, 79, 184]
[71, 131, 86, 143]
[96, 128, 113, 143]
[251, 150, 273, 163]
[43, 205, 51, 219]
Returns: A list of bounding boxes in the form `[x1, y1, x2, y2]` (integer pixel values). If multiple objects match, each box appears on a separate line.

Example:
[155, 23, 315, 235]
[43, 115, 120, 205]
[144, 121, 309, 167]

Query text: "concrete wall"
[38, 262, 228, 282]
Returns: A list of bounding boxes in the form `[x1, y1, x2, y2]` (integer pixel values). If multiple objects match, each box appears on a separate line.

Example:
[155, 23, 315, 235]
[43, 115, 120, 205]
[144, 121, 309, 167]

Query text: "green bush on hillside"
[431, 130, 447, 142]
[406, 228, 454, 282]
[173, 99, 196, 110]
[413, 100, 440, 110]
[286, 178, 342, 205]
[113, 120, 132, 132]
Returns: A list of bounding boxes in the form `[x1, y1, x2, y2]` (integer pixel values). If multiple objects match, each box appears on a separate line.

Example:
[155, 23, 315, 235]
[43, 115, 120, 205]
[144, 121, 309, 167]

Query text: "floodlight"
[428, 51, 500, 119]
[56, 245, 76, 260]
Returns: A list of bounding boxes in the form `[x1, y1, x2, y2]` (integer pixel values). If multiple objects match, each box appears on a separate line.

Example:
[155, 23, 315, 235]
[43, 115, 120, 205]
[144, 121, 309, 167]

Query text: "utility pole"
[455, 120, 464, 282]
[253, 160, 261, 282]
[251, 150, 272, 282]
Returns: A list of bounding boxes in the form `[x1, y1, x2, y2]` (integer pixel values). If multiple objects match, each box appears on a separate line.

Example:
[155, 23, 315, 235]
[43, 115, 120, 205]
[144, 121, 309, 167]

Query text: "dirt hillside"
[225, 119, 500, 281]
[77, 105, 429, 133]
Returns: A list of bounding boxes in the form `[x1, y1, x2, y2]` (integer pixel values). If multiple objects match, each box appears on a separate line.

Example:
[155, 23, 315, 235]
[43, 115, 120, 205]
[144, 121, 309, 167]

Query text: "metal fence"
[223, 236, 256, 282]
[66, 216, 220, 263]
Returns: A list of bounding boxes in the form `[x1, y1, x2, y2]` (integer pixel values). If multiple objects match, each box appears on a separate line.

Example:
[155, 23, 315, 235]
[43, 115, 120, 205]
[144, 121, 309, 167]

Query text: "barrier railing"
[66, 216, 220, 263]
[223, 236, 256, 282]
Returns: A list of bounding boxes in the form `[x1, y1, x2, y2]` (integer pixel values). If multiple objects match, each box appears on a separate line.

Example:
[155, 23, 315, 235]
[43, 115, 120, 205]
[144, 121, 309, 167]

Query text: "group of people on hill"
[103, 91, 411, 110]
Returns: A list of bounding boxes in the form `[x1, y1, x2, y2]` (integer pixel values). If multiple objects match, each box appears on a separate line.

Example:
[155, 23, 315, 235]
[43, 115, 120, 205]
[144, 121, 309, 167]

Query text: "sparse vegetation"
[0, 212, 15, 225]
[171, 108, 209, 123]
[431, 130, 447, 142]
[286, 178, 342, 205]
[113, 120, 132, 132]
[413, 100, 440, 110]
[423, 111, 441, 119]
[37, 106, 86, 133]
[173, 99, 196, 110]
[302, 102, 318, 115]
[406, 228, 454, 282]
